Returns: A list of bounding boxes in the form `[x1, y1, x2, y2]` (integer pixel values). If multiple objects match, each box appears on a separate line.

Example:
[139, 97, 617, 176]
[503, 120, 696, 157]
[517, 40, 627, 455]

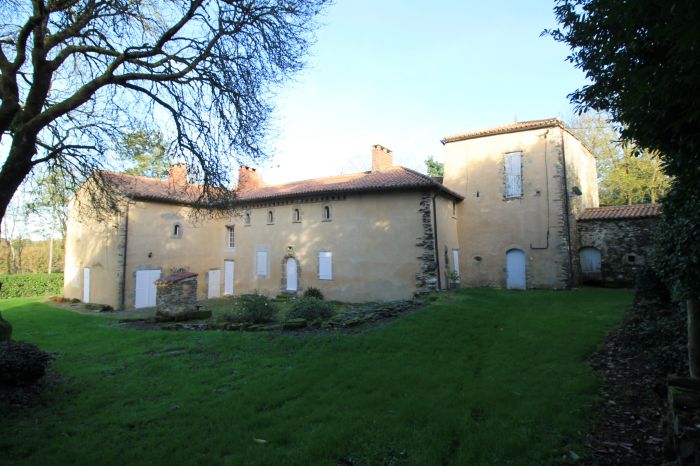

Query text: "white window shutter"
[505, 152, 522, 197]
[256, 250, 268, 277]
[319, 252, 332, 280]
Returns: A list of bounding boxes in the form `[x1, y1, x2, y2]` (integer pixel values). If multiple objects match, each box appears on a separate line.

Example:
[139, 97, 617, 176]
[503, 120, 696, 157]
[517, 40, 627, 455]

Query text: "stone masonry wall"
[577, 217, 658, 287]
[415, 193, 438, 293]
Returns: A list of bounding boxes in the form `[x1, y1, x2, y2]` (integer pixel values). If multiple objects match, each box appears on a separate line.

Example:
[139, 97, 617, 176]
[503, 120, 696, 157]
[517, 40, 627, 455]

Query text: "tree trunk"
[688, 299, 700, 377]
[0, 138, 38, 236]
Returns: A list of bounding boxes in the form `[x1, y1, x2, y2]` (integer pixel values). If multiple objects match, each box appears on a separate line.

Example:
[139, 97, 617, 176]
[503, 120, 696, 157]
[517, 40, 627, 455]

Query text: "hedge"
[0, 273, 64, 299]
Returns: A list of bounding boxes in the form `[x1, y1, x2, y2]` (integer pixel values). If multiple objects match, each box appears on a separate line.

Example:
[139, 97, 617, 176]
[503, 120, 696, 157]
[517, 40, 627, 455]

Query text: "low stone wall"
[577, 217, 658, 286]
[155, 272, 199, 320]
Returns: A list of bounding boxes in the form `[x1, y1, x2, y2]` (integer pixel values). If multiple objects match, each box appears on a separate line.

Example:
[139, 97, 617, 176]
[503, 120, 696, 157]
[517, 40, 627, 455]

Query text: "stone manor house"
[63, 118, 659, 310]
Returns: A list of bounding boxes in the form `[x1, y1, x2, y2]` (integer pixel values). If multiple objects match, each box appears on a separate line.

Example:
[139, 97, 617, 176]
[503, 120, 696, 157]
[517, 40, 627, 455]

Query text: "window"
[319, 251, 333, 280]
[172, 223, 182, 238]
[267, 210, 274, 224]
[226, 225, 235, 248]
[451, 201, 457, 217]
[244, 212, 251, 225]
[504, 151, 523, 198]
[256, 249, 268, 277]
[322, 204, 331, 221]
[292, 208, 301, 223]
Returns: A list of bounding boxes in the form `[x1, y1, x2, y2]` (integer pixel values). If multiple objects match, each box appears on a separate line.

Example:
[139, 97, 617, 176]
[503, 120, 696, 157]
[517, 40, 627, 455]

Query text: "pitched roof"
[441, 118, 565, 144]
[99, 172, 204, 205]
[579, 204, 662, 221]
[100, 166, 463, 206]
[236, 166, 463, 202]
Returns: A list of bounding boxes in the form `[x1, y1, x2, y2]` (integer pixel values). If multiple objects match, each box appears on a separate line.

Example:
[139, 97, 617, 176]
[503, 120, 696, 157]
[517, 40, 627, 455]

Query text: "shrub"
[0, 341, 51, 387]
[0, 312, 11, 341]
[303, 287, 324, 300]
[224, 294, 278, 324]
[287, 297, 333, 321]
[0, 273, 63, 299]
[635, 266, 671, 305]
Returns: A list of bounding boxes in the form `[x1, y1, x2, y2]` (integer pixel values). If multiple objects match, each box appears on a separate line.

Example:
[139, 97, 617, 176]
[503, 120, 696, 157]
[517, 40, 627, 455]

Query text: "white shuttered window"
[318, 252, 333, 280]
[256, 250, 268, 277]
[505, 152, 523, 198]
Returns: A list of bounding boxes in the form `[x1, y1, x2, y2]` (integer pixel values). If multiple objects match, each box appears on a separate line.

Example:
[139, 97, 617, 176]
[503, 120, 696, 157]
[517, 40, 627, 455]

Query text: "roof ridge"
[441, 117, 564, 144]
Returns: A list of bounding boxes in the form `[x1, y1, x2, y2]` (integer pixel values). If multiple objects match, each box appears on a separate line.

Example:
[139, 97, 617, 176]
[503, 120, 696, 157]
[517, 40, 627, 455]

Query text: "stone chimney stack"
[238, 166, 262, 190]
[371, 144, 393, 172]
[168, 163, 187, 188]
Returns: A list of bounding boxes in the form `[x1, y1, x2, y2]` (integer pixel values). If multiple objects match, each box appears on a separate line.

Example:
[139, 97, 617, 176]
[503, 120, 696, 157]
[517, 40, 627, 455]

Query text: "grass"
[0, 288, 630, 465]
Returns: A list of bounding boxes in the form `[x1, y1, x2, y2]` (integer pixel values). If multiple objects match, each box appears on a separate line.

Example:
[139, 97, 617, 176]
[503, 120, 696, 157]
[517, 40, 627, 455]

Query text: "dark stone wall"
[577, 217, 658, 287]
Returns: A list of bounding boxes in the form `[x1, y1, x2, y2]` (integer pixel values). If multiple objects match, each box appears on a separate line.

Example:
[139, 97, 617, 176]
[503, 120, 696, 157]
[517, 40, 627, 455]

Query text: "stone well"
[155, 272, 209, 321]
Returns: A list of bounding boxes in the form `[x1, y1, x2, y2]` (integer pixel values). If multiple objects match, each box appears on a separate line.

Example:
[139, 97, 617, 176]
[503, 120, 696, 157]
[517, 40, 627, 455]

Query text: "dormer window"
[292, 208, 301, 223]
[322, 204, 332, 221]
[172, 223, 182, 238]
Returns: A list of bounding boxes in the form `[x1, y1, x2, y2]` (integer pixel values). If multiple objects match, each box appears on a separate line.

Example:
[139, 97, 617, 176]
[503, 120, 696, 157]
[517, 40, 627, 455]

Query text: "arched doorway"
[286, 258, 298, 292]
[506, 249, 526, 290]
[579, 247, 602, 283]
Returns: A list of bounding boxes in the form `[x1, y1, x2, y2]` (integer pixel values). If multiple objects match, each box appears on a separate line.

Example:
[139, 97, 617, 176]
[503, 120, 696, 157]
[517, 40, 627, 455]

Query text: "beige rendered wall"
[434, 196, 460, 289]
[562, 128, 599, 217]
[216, 190, 427, 303]
[105, 190, 428, 308]
[63, 197, 124, 308]
[443, 127, 571, 289]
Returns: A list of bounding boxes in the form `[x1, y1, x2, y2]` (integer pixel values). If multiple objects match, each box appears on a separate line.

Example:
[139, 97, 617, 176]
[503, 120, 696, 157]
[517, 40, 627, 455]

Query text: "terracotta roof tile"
[101, 166, 463, 205]
[237, 166, 463, 202]
[441, 118, 564, 144]
[579, 204, 662, 221]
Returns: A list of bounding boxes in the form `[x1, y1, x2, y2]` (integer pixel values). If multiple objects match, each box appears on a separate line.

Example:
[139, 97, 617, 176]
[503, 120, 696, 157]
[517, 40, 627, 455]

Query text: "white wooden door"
[208, 269, 221, 299]
[286, 258, 298, 291]
[83, 267, 91, 303]
[506, 249, 526, 290]
[224, 261, 235, 295]
[135, 269, 160, 308]
[580, 247, 602, 273]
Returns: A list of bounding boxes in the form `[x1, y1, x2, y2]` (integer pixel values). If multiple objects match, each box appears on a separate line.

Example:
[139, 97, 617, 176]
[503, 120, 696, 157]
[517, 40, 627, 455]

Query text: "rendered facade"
[64, 118, 619, 310]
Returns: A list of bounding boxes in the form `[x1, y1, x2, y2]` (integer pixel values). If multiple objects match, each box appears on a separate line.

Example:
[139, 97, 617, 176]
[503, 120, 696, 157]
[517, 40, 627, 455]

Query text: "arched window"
[172, 223, 182, 238]
[292, 208, 301, 222]
[267, 210, 274, 224]
[322, 204, 331, 221]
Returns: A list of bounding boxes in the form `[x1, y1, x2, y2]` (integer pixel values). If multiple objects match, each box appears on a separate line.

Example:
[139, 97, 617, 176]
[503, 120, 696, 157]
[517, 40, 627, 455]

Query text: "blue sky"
[263, 0, 588, 184]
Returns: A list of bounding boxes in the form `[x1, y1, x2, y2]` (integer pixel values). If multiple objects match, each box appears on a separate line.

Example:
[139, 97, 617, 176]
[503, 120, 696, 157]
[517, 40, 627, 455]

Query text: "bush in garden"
[287, 297, 333, 321]
[224, 294, 278, 324]
[302, 287, 324, 300]
[0, 341, 52, 387]
[0, 273, 63, 299]
[0, 312, 11, 341]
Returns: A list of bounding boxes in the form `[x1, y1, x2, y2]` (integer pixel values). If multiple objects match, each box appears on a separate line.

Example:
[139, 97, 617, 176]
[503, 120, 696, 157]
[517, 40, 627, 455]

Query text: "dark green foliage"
[302, 287, 324, 300]
[654, 187, 700, 300]
[224, 294, 278, 324]
[634, 266, 671, 305]
[287, 297, 333, 321]
[0, 340, 51, 387]
[0, 273, 63, 299]
[550, 0, 700, 298]
[0, 312, 11, 341]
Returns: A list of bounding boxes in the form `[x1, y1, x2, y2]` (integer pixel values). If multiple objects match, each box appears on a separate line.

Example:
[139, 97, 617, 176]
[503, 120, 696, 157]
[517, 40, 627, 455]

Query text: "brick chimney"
[168, 163, 187, 188]
[371, 144, 393, 172]
[238, 166, 262, 190]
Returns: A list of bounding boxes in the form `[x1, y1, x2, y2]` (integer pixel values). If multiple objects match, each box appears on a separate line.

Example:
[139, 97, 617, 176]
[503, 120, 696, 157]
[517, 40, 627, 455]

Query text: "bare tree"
[0, 0, 329, 232]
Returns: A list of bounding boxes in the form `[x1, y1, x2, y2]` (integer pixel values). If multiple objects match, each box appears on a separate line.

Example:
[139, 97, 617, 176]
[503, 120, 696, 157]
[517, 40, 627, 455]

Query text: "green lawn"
[0, 288, 629, 466]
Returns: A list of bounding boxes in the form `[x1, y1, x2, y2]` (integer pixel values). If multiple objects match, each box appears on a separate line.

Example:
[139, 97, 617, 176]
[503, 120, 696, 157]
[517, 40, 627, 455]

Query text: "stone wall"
[155, 272, 198, 319]
[577, 217, 658, 287]
[415, 193, 438, 293]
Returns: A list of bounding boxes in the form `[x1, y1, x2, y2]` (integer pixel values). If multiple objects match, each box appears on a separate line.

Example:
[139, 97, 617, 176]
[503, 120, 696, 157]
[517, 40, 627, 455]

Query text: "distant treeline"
[0, 239, 65, 275]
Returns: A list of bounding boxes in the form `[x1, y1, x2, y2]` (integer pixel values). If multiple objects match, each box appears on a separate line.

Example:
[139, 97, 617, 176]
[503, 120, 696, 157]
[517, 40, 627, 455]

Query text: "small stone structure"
[577, 204, 661, 287]
[155, 271, 210, 321]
